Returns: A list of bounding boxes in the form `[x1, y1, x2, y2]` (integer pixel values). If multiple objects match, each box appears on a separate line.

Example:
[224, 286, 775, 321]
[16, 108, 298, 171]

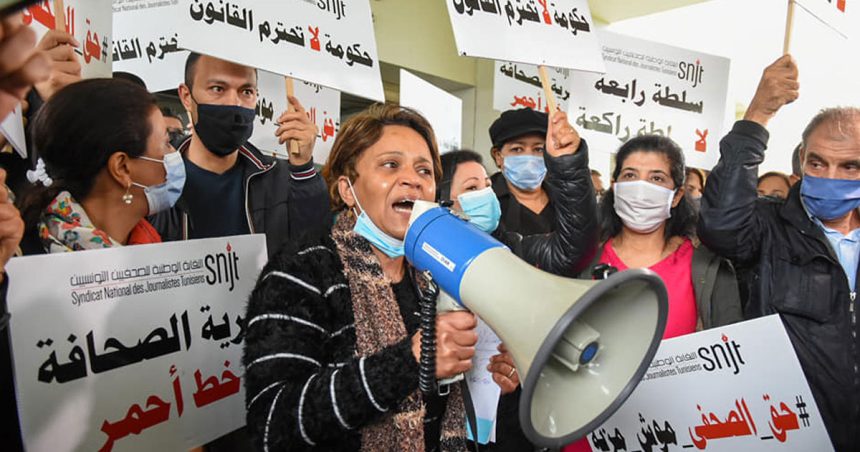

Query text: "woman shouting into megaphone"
[244, 104, 480, 452]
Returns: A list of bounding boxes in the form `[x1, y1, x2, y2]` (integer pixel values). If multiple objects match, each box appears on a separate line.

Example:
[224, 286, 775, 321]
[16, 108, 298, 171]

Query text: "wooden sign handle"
[53, 0, 65, 32]
[537, 65, 558, 114]
[783, 0, 796, 55]
[285, 77, 300, 157]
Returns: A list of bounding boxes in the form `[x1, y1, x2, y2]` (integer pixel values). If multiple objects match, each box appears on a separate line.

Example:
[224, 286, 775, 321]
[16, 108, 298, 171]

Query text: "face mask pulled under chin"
[612, 180, 676, 234]
[346, 178, 405, 258]
[190, 95, 255, 157]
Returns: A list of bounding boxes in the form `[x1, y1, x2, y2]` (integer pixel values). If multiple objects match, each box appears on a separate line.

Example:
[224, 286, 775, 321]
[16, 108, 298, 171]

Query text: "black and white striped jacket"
[243, 234, 421, 451]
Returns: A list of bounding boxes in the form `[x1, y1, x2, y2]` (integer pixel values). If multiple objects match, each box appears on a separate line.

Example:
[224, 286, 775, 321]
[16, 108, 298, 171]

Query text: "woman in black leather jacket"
[436, 123, 597, 452]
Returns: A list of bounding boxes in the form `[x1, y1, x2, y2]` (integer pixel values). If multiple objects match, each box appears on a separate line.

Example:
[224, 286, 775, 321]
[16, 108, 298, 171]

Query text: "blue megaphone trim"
[404, 207, 507, 306]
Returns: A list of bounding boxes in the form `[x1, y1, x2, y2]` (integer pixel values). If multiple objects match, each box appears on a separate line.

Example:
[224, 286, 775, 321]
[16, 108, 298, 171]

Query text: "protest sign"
[794, 0, 854, 38]
[23, 0, 113, 78]
[250, 70, 340, 163]
[177, 0, 384, 102]
[112, 0, 186, 92]
[568, 31, 730, 170]
[583, 316, 832, 452]
[493, 61, 570, 113]
[446, 0, 604, 74]
[399, 70, 462, 154]
[7, 235, 268, 451]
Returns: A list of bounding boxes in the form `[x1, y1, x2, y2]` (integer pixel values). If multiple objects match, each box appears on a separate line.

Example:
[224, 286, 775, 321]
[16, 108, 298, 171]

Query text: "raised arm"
[698, 55, 799, 263]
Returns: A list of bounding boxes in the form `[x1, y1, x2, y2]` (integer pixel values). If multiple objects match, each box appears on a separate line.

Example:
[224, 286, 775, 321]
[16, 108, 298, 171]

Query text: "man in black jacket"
[151, 53, 331, 258]
[698, 54, 859, 451]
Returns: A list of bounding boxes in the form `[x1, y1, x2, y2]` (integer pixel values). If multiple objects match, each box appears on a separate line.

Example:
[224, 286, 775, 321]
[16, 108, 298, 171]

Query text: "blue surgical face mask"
[132, 151, 186, 215]
[347, 178, 405, 258]
[458, 187, 501, 233]
[801, 175, 860, 221]
[503, 155, 546, 191]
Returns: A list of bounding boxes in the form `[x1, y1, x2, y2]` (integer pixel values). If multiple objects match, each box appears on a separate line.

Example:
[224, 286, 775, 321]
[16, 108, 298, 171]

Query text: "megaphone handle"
[415, 270, 439, 395]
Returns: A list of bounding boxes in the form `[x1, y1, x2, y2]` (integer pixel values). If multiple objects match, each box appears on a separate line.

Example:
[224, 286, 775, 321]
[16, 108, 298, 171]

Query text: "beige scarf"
[331, 213, 467, 452]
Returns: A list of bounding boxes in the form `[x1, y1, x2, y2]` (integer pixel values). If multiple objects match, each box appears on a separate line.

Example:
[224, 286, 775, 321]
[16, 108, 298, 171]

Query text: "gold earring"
[122, 184, 133, 204]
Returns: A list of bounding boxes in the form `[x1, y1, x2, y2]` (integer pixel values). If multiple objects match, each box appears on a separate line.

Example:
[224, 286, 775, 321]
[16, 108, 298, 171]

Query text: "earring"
[122, 184, 133, 205]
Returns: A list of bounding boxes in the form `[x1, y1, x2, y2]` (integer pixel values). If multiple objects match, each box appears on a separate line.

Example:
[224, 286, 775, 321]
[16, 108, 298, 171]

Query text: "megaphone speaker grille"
[519, 268, 668, 448]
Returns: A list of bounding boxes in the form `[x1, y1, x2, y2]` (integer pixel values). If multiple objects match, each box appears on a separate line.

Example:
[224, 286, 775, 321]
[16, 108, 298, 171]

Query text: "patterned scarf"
[38, 191, 160, 253]
[331, 212, 467, 452]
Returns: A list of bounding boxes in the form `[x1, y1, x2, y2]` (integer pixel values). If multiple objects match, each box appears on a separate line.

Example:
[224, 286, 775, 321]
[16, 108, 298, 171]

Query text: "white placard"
[22, 0, 113, 79]
[445, 0, 605, 73]
[0, 104, 27, 158]
[583, 316, 832, 452]
[568, 31, 730, 170]
[399, 70, 462, 154]
[466, 318, 502, 444]
[177, 0, 384, 102]
[112, 0, 187, 93]
[250, 70, 341, 163]
[493, 61, 570, 113]
[795, 0, 854, 38]
[7, 235, 268, 451]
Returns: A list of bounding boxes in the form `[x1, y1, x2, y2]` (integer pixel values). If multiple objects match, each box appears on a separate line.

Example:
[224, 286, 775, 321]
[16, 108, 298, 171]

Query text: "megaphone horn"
[405, 201, 668, 448]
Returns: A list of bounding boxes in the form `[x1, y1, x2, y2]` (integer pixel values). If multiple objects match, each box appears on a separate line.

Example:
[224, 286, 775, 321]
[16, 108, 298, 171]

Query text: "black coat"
[492, 141, 598, 278]
[243, 234, 425, 451]
[483, 142, 598, 452]
[150, 139, 331, 258]
[698, 120, 860, 451]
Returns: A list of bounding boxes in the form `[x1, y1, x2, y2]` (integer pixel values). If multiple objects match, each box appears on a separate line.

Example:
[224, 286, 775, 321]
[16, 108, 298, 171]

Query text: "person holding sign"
[439, 112, 595, 278]
[19, 78, 181, 251]
[437, 109, 597, 451]
[490, 108, 589, 240]
[151, 53, 330, 258]
[5, 78, 180, 450]
[698, 55, 859, 451]
[0, 167, 25, 452]
[244, 104, 476, 451]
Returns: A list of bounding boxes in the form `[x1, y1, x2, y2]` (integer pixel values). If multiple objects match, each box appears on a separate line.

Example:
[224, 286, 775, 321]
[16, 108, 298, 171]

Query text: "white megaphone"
[405, 201, 668, 448]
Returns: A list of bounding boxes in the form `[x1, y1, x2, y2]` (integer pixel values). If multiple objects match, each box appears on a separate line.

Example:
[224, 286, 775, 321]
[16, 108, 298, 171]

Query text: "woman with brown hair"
[243, 104, 477, 451]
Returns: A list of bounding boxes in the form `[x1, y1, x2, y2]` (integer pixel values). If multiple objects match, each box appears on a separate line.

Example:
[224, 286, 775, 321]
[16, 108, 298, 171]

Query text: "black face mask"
[192, 101, 256, 157]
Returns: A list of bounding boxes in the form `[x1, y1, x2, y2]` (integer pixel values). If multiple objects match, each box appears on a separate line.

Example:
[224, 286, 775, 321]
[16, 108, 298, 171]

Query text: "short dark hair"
[184, 52, 203, 90]
[184, 52, 258, 92]
[21, 79, 157, 227]
[599, 135, 695, 241]
[590, 169, 601, 177]
[113, 71, 147, 89]
[791, 142, 803, 177]
[437, 150, 483, 201]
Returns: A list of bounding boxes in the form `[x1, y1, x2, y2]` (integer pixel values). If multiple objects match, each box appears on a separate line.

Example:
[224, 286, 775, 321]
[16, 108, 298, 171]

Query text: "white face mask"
[613, 180, 677, 233]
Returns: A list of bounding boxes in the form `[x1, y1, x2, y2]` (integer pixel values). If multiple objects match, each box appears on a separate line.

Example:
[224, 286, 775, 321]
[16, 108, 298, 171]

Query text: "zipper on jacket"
[243, 162, 275, 234]
[853, 292, 858, 383]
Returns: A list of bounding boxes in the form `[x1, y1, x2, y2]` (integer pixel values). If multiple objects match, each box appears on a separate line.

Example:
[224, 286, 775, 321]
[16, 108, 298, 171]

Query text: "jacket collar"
[491, 171, 510, 199]
[177, 137, 275, 175]
[779, 182, 837, 261]
[780, 183, 822, 236]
